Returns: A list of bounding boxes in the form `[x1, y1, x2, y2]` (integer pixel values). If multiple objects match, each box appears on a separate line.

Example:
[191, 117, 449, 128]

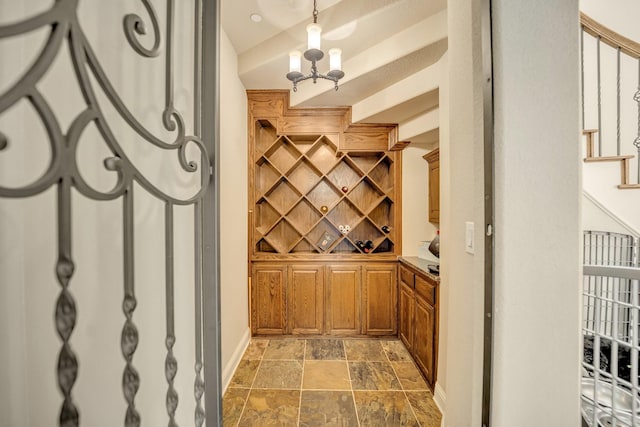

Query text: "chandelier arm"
[290, 72, 338, 84]
[316, 74, 338, 83]
[289, 73, 341, 94]
[290, 74, 315, 85]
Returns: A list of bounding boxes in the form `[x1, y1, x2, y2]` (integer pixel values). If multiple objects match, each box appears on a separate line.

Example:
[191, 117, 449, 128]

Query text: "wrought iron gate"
[0, 0, 221, 425]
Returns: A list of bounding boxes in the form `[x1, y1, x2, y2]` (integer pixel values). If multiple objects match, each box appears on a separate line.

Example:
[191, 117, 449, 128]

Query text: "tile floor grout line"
[344, 339, 362, 427]
[235, 339, 265, 427]
[296, 339, 306, 426]
[384, 340, 423, 427]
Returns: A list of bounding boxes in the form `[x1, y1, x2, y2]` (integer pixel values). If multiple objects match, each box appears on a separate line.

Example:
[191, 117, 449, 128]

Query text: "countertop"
[398, 256, 441, 282]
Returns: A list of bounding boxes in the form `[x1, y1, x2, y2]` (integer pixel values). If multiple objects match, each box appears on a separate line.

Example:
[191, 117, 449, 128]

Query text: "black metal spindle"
[634, 58, 640, 183]
[194, 201, 205, 427]
[121, 187, 140, 427]
[165, 202, 179, 427]
[56, 178, 79, 427]
[617, 47, 621, 155]
[597, 36, 603, 155]
[581, 28, 585, 128]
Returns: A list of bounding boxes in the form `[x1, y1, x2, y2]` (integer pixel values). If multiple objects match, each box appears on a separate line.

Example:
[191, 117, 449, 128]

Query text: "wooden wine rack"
[249, 90, 403, 260]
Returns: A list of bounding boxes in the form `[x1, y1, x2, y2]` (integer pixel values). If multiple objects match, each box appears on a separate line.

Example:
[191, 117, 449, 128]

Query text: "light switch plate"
[465, 221, 475, 254]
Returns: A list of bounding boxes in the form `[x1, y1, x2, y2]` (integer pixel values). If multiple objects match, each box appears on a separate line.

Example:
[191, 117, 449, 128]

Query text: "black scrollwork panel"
[0, 0, 209, 425]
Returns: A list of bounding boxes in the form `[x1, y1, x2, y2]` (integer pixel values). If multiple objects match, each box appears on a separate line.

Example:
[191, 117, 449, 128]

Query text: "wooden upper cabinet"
[423, 148, 440, 224]
[362, 263, 397, 335]
[288, 265, 324, 335]
[248, 90, 404, 260]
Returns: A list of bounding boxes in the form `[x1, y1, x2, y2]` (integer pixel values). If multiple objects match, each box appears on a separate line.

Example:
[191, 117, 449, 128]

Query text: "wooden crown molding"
[246, 89, 410, 151]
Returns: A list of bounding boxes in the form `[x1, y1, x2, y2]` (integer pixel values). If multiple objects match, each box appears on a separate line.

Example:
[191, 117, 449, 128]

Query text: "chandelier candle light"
[286, 0, 345, 92]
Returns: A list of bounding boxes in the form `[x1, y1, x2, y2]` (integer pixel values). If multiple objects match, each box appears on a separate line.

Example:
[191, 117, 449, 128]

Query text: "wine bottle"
[363, 240, 374, 253]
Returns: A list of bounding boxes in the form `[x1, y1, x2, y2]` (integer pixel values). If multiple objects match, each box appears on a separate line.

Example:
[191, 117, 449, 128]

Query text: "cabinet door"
[326, 265, 361, 335]
[288, 265, 324, 335]
[398, 281, 414, 350]
[424, 148, 440, 224]
[251, 265, 286, 335]
[363, 264, 397, 335]
[428, 160, 440, 223]
[414, 294, 436, 387]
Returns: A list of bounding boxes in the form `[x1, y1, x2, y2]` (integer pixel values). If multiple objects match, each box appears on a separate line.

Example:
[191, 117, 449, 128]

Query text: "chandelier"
[286, 0, 345, 92]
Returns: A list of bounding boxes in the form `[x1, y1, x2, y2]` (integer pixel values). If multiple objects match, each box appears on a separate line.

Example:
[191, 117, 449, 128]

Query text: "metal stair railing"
[582, 264, 640, 427]
[582, 231, 640, 426]
[581, 13, 640, 187]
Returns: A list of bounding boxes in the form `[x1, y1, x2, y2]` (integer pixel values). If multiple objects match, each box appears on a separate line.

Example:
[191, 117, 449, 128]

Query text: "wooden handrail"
[580, 12, 640, 59]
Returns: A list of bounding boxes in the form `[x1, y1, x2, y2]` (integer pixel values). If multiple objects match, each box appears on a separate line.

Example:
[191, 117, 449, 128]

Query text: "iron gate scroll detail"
[0, 0, 210, 426]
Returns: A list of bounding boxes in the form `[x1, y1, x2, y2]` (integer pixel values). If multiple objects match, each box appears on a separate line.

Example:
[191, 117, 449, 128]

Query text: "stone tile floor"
[223, 338, 442, 426]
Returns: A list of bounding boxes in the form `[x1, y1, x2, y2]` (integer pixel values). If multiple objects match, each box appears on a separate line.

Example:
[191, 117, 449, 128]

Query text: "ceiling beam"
[351, 59, 442, 123]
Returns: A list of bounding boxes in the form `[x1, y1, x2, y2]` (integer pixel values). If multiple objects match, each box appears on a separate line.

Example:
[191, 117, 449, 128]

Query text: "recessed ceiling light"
[250, 13, 263, 23]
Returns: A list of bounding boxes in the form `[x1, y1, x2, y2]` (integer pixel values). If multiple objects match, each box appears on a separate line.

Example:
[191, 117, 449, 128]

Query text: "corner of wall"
[220, 26, 250, 377]
[221, 328, 251, 393]
[402, 146, 438, 256]
[436, 49, 449, 406]
[434, 381, 447, 423]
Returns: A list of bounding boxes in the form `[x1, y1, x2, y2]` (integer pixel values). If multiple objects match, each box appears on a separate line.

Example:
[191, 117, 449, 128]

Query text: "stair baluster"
[581, 13, 640, 188]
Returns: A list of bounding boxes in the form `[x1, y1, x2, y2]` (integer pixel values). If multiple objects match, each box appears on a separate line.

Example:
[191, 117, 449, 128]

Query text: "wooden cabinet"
[414, 292, 436, 386]
[397, 261, 439, 390]
[251, 261, 397, 337]
[288, 265, 324, 334]
[423, 148, 439, 224]
[251, 264, 286, 335]
[248, 91, 405, 339]
[363, 264, 397, 335]
[249, 90, 402, 258]
[326, 265, 361, 335]
[398, 277, 414, 351]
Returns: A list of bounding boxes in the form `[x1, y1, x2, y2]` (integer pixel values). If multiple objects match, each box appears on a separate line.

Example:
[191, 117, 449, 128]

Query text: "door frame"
[201, 0, 223, 424]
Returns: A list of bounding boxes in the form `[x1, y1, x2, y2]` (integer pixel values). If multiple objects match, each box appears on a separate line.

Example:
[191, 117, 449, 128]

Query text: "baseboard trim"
[222, 328, 251, 394]
[433, 381, 446, 427]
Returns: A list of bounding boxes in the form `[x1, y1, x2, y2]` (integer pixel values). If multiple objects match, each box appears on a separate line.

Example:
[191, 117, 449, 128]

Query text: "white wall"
[583, 191, 640, 236]
[492, 1, 582, 425]
[0, 1, 205, 425]
[402, 145, 438, 256]
[440, 1, 486, 425]
[581, 0, 640, 49]
[435, 52, 450, 415]
[219, 29, 250, 390]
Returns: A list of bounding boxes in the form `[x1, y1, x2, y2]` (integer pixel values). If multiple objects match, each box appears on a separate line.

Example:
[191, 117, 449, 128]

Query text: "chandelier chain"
[313, 0, 318, 23]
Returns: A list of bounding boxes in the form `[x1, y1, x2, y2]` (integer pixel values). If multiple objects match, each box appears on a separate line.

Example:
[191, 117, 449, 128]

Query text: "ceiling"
[221, 0, 447, 146]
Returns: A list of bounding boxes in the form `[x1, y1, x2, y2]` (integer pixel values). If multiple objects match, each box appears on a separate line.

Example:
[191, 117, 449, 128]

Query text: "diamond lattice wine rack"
[249, 90, 405, 260]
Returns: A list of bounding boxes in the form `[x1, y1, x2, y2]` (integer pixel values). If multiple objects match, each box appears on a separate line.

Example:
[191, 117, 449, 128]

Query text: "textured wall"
[219, 29, 250, 389]
[440, 0, 486, 425]
[492, 1, 581, 425]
